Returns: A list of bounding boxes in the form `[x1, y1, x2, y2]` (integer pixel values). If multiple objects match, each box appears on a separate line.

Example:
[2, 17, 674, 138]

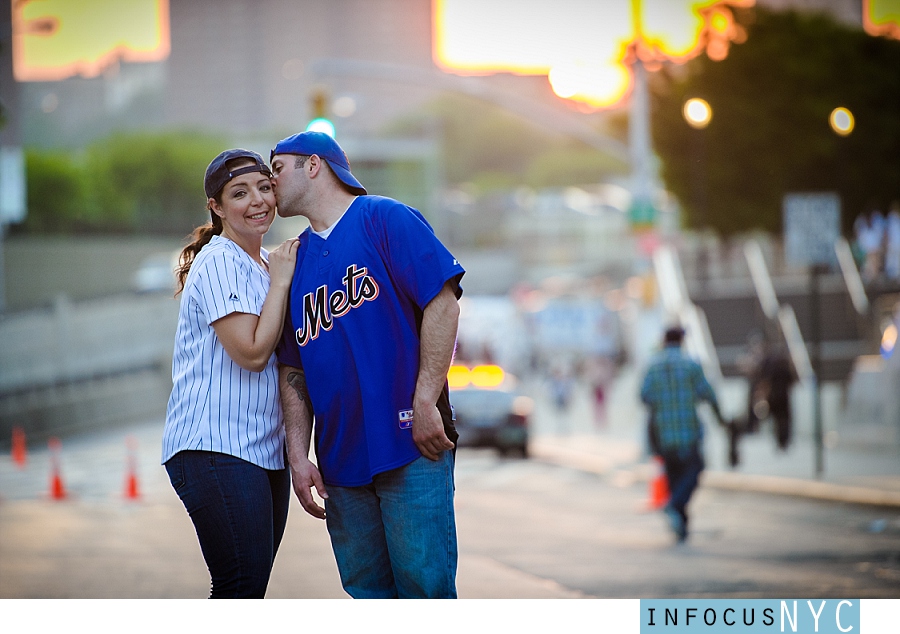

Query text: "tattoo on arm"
[287, 370, 309, 403]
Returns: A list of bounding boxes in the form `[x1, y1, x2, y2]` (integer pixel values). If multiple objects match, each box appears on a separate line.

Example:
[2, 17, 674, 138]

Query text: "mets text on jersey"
[295, 264, 380, 346]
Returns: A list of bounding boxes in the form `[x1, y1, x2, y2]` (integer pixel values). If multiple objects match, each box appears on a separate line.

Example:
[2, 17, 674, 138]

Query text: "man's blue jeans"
[661, 445, 704, 531]
[325, 451, 458, 599]
[165, 450, 290, 598]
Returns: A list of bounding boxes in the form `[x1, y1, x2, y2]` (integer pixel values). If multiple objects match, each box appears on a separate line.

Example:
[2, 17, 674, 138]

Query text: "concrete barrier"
[0, 293, 178, 443]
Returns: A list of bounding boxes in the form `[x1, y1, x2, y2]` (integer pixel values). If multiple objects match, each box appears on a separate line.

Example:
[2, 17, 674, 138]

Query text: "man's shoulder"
[647, 349, 700, 369]
[358, 196, 428, 223]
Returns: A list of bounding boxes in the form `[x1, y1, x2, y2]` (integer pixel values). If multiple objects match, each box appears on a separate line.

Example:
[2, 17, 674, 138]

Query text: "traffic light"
[306, 89, 335, 137]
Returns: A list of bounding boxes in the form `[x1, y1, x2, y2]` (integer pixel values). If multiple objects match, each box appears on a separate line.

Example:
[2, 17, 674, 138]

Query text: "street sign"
[783, 192, 840, 267]
[0, 146, 27, 224]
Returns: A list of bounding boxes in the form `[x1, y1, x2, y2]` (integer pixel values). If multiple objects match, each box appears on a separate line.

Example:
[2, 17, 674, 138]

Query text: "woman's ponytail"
[174, 212, 223, 296]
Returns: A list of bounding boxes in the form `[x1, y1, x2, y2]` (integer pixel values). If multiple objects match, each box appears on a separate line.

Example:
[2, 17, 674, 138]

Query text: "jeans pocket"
[165, 453, 186, 492]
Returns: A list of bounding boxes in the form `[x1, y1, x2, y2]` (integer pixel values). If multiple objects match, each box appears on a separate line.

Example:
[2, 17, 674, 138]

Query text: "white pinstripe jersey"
[161, 235, 285, 470]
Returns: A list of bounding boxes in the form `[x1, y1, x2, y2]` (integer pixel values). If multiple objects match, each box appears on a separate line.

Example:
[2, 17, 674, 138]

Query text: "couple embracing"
[161, 131, 464, 599]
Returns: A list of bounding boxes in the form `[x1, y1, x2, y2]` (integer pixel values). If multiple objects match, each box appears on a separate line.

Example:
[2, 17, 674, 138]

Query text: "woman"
[161, 148, 298, 598]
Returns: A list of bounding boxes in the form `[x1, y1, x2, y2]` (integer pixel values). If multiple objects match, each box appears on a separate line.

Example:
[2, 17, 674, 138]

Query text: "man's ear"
[307, 154, 323, 177]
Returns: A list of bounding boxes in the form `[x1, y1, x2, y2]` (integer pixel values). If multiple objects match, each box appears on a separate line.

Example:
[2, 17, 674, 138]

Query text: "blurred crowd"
[853, 201, 900, 283]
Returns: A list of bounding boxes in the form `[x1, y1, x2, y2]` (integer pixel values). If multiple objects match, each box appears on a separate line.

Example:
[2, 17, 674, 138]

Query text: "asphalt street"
[1, 414, 899, 599]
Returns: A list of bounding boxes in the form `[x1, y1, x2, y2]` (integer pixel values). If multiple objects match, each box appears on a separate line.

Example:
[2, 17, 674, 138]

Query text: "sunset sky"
[11, 0, 900, 110]
[433, 0, 755, 109]
[12, 0, 169, 82]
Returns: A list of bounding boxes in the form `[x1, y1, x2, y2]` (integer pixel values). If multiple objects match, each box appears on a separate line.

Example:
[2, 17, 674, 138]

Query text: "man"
[757, 342, 797, 451]
[270, 131, 464, 598]
[641, 326, 724, 543]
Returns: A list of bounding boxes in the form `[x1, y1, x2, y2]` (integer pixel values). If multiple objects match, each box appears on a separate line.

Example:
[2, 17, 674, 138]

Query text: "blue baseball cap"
[204, 149, 272, 199]
[270, 131, 367, 195]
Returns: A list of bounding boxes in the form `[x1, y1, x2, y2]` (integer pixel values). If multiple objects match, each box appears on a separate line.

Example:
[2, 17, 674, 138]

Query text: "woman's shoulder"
[190, 236, 248, 277]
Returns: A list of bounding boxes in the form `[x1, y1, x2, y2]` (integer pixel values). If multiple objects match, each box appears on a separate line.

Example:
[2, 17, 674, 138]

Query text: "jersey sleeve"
[371, 200, 465, 308]
[191, 250, 262, 325]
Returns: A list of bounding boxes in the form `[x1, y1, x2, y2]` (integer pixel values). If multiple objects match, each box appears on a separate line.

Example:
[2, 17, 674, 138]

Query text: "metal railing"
[652, 244, 722, 385]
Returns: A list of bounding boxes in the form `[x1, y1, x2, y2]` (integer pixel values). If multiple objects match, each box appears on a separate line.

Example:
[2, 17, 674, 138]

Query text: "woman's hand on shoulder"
[268, 238, 299, 289]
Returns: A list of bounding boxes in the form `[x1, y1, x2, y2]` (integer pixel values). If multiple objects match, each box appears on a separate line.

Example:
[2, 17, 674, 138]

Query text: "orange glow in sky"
[12, 0, 170, 82]
[863, 0, 900, 39]
[433, 0, 754, 109]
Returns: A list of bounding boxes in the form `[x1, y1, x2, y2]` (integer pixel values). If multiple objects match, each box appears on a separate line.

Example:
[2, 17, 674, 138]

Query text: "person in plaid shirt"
[641, 326, 724, 543]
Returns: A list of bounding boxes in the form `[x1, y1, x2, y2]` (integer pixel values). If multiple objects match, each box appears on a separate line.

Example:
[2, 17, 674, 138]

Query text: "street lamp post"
[806, 107, 855, 477]
[683, 98, 712, 286]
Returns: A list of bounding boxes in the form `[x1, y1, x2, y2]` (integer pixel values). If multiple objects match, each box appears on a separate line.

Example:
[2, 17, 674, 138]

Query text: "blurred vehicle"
[132, 251, 179, 294]
[448, 364, 533, 457]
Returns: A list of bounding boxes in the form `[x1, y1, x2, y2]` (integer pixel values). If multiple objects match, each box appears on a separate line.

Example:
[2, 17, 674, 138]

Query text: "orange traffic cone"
[123, 436, 141, 501]
[12, 427, 27, 468]
[48, 437, 67, 500]
[647, 456, 670, 510]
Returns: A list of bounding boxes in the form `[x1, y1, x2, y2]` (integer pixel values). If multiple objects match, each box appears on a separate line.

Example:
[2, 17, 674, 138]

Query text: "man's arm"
[412, 280, 460, 461]
[279, 363, 328, 519]
[694, 364, 725, 425]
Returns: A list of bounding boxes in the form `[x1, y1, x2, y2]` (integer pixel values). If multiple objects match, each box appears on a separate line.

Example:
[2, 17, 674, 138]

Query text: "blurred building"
[14, 0, 871, 150]
[19, 0, 440, 147]
[757, 0, 862, 24]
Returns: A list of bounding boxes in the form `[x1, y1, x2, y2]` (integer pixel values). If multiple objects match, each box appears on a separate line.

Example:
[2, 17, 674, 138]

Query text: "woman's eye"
[260, 184, 272, 192]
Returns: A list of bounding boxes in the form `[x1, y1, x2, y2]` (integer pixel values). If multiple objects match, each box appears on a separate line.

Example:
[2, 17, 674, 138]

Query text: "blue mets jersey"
[277, 196, 465, 487]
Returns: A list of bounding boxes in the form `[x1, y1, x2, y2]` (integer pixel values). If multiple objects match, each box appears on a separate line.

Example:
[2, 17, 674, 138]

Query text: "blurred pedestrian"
[585, 355, 614, 429]
[549, 359, 576, 412]
[271, 131, 465, 598]
[735, 331, 766, 434]
[640, 326, 725, 543]
[757, 342, 797, 451]
[885, 202, 900, 281]
[856, 208, 885, 282]
[160, 149, 299, 598]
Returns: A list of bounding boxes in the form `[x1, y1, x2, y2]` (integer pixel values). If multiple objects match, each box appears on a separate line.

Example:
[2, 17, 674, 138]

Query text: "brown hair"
[174, 213, 224, 296]
[174, 157, 257, 295]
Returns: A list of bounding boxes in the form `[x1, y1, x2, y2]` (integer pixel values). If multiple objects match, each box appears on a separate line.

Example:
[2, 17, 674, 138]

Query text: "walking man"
[641, 326, 724, 543]
[271, 131, 465, 598]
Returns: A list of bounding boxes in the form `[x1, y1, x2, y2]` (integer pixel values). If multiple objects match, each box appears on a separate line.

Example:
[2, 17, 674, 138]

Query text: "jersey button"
[323, 250, 329, 256]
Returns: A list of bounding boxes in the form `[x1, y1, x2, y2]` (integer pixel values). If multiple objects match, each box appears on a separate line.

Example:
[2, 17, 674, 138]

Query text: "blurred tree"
[21, 150, 87, 233]
[17, 131, 224, 235]
[84, 131, 224, 235]
[650, 8, 900, 236]
[387, 94, 626, 193]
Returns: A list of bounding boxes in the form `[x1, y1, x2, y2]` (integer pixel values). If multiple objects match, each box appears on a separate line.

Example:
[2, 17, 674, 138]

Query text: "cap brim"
[326, 160, 367, 195]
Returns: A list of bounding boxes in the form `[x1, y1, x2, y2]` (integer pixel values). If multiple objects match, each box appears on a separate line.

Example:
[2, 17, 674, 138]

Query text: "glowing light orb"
[306, 118, 336, 138]
[829, 107, 855, 136]
[683, 98, 712, 129]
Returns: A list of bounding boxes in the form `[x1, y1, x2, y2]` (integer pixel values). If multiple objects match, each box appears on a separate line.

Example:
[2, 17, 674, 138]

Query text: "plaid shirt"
[640, 345, 719, 452]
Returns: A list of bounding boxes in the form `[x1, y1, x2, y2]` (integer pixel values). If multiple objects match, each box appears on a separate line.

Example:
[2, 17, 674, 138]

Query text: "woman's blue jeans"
[165, 450, 290, 598]
[325, 451, 458, 599]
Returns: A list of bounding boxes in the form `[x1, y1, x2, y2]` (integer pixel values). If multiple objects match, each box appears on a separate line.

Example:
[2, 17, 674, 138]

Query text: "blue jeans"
[165, 450, 290, 598]
[325, 451, 458, 599]
[661, 445, 704, 531]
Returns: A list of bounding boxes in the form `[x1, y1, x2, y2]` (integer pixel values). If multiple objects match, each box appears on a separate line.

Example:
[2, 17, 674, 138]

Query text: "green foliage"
[387, 94, 626, 193]
[650, 8, 900, 236]
[18, 131, 224, 235]
[526, 145, 629, 189]
[22, 151, 88, 233]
